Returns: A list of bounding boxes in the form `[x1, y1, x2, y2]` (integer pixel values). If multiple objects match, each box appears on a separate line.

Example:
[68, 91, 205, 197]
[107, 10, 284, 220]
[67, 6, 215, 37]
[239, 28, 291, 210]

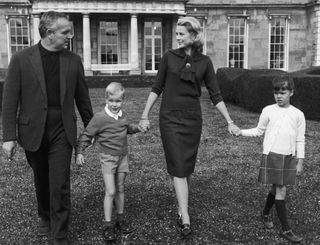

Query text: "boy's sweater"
[76, 109, 140, 156]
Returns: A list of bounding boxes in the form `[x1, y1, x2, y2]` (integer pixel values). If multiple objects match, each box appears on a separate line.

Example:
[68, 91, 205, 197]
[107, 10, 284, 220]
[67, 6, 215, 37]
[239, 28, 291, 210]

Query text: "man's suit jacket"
[2, 44, 93, 152]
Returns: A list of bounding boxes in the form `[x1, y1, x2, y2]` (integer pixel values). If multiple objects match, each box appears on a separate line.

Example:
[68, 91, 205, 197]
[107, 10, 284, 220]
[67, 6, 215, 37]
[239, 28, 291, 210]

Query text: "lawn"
[0, 87, 319, 245]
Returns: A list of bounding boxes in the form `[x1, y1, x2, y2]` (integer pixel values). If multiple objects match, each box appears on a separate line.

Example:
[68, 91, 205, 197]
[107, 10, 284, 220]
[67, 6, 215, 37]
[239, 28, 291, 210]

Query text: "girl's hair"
[105, 82, 125, 98]
[272, 75, 295, 92]
[177, 16, 204, 53]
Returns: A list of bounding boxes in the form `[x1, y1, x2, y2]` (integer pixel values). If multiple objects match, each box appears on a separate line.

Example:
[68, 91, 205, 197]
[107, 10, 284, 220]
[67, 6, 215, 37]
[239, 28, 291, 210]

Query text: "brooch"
[185, 63, 191, 69]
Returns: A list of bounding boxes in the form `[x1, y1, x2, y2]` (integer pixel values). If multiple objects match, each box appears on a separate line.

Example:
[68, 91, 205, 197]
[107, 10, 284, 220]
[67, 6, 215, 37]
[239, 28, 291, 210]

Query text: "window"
[227, 17, 248, 68]
[7, 16, 30, 58]
[99, 21, 119, 64]
[269, 16, 289, 70]
[144, 21, 162, 72]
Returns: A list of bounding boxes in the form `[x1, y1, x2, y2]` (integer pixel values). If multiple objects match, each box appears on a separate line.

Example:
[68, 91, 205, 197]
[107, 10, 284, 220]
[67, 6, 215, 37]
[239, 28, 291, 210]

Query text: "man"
[2, 11, 93, 245]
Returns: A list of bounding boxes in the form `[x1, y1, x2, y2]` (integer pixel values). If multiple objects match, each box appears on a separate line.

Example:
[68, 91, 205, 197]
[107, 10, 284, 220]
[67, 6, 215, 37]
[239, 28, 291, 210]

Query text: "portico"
[31, 0, 186, 75]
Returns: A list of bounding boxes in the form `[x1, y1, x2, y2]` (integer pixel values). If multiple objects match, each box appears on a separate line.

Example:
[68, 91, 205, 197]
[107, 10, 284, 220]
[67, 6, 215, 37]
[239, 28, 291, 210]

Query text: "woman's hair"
[272, 75, 295, 91]
[177, 16, 204, 53]
[105, 82, 125, 98]
[38, 11, 69, 38]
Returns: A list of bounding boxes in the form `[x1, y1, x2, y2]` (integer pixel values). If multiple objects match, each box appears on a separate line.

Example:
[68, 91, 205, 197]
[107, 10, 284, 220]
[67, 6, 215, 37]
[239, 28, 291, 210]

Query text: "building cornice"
[31, 0, 186, 14]
[186, 3, 307, 9]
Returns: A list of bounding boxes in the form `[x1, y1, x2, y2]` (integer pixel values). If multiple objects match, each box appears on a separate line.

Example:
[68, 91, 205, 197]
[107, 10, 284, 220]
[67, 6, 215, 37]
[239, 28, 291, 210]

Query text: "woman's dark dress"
[152, 48, 223, 177]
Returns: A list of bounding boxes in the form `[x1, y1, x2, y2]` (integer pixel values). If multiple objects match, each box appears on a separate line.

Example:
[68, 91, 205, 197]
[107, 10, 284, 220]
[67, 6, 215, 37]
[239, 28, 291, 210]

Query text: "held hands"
[2, 141, 17, 161]
[139, 118, 150, 133]
[228, 122, 241, 136]
[296, 158, 304, 176]
[76, 154, 85, 167]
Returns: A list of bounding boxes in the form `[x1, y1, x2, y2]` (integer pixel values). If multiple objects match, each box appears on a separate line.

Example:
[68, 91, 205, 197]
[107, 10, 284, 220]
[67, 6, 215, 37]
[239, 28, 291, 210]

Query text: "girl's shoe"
[280, 230, 303, 243]
[181, 224, 191, 237]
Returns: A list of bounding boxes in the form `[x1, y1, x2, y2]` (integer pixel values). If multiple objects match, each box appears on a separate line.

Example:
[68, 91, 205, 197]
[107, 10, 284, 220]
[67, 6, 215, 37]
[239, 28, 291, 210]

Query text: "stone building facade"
[1, 0, 320, 75]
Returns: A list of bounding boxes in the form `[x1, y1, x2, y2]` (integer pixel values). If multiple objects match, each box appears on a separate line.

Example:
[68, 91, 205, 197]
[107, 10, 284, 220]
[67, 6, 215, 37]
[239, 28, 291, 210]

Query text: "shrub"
[216, 68, 248, 103]
[216, 68, 320, 121]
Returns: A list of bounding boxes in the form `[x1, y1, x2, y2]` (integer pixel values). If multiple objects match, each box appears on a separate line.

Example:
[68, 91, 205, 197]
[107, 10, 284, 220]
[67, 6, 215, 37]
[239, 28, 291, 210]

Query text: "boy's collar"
[105, 106, 122, 120]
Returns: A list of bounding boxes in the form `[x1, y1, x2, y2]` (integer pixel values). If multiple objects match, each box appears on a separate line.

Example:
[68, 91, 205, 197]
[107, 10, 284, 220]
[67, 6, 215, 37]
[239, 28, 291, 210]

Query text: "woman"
[139, 16, 240, 237]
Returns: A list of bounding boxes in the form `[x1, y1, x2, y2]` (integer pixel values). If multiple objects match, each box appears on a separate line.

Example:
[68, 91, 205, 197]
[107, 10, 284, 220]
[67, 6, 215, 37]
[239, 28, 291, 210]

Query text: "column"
[33, 14, 41, 45]
[172, 16, 178, 49]
[130, 14, 140, 74]
[82, 13, 92, 75]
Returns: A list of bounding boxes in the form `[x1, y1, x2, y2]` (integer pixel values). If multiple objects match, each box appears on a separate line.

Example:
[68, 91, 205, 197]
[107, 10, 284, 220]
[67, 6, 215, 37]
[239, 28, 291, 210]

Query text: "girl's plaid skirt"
[258, 152, 297, 185]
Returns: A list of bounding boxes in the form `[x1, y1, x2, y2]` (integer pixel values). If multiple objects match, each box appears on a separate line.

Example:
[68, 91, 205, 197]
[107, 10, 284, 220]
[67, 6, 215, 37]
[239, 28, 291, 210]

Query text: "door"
[144, 21, 162, 72]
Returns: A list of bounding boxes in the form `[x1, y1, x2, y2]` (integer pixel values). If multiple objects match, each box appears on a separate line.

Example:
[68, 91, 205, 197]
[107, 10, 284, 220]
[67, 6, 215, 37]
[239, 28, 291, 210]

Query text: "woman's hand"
[228, 122, 241, 136]
[139, 118, 150, 132]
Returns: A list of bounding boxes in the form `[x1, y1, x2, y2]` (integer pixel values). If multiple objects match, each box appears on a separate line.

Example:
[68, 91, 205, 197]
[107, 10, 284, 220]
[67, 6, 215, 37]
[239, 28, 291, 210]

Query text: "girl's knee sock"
[263, 192, 275, 215]
[275, 200, 290, 231]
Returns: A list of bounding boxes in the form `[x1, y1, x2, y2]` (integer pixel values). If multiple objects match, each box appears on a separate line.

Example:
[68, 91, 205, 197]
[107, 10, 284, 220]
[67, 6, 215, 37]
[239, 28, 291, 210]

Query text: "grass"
[0, 87, 320, 245]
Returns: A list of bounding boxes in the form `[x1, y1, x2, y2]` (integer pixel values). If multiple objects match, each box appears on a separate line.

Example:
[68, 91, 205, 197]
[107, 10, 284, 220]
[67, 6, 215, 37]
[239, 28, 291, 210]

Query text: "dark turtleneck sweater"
[38, 42, 61, 108]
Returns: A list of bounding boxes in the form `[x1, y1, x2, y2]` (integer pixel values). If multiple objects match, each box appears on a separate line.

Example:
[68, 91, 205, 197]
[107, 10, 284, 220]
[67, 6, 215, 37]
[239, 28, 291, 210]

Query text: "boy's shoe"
[181, 224, 191, 237]
[280, 230, 303, 243]
[103, 225, 115, 241]
[115, 220, 133, 234]
[38, 218, 50, 236]
[177, 214, 183, 228]
[260, 211, 274, 229]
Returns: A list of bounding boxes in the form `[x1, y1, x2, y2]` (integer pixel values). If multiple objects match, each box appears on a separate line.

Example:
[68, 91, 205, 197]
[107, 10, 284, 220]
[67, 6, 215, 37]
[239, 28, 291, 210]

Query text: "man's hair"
[105, 82, 125, 98]
[177, 16, 204, 53]
[272, 75, 295, 92]
[38, 11, 69, 38]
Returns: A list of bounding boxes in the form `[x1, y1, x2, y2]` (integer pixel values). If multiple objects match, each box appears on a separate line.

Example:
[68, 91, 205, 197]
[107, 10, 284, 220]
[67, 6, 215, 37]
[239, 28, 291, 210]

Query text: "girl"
[239, 75, 305, 243]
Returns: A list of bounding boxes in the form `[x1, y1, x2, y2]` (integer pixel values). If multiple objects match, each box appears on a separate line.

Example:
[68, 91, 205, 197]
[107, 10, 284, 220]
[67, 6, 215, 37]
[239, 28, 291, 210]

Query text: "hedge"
[217, 68, 320, 121]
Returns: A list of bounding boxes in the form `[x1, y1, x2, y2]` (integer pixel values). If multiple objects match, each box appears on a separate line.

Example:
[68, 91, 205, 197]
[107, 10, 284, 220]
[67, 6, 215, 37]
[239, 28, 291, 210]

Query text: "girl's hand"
[139, 118, 150, 132]
[76, 154, 85, 167]
[296, 158, 304, 176]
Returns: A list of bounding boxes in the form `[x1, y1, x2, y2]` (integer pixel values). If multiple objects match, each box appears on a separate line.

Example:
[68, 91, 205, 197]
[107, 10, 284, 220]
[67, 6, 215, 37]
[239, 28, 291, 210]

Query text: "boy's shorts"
[99, 153, 129, 175]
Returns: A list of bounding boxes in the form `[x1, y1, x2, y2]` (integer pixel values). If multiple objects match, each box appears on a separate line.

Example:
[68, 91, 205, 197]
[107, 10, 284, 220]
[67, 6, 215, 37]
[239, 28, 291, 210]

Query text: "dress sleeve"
[203, 58, 223, 105]
[151, 51, 169, 96]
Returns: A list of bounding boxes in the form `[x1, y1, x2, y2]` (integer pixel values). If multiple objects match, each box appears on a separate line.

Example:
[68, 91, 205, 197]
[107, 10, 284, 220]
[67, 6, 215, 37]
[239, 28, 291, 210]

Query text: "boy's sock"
[275, 200, 290, 231]
[263, 192, 275, 215]
[117, 213, 124, 223]
[104, 221, 113, 227]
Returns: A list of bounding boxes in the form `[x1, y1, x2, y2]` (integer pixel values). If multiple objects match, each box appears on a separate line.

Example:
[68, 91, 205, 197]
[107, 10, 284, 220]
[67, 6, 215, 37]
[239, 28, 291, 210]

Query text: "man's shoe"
[181, 224, 191, 237]
[103, 225, 115, 241]
[53, 237, 69, 245]
[280, 230, 303, 243]
[177, 214, 183, 228]
[260, 211, 274, 229]
[115, 220, 133, 234]
[38, 218, 50, 236]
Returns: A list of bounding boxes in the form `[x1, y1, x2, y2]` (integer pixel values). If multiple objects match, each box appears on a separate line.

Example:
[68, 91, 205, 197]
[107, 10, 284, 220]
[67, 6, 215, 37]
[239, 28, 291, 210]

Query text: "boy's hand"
[296, 158, 303, 176]
[138, 125, 146, 133]
[76, 154, 85, 167]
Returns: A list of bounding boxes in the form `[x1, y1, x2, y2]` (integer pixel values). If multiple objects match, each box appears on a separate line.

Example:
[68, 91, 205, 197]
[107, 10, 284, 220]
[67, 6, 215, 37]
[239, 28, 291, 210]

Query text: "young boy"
[238, 75, 305, 243]
[76, 82, 143, 241]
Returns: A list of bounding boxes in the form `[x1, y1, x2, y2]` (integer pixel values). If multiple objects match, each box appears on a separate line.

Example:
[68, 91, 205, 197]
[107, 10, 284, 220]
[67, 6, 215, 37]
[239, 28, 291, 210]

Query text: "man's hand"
[76, 154, 85, 167]
[2, 141, 17, 161]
